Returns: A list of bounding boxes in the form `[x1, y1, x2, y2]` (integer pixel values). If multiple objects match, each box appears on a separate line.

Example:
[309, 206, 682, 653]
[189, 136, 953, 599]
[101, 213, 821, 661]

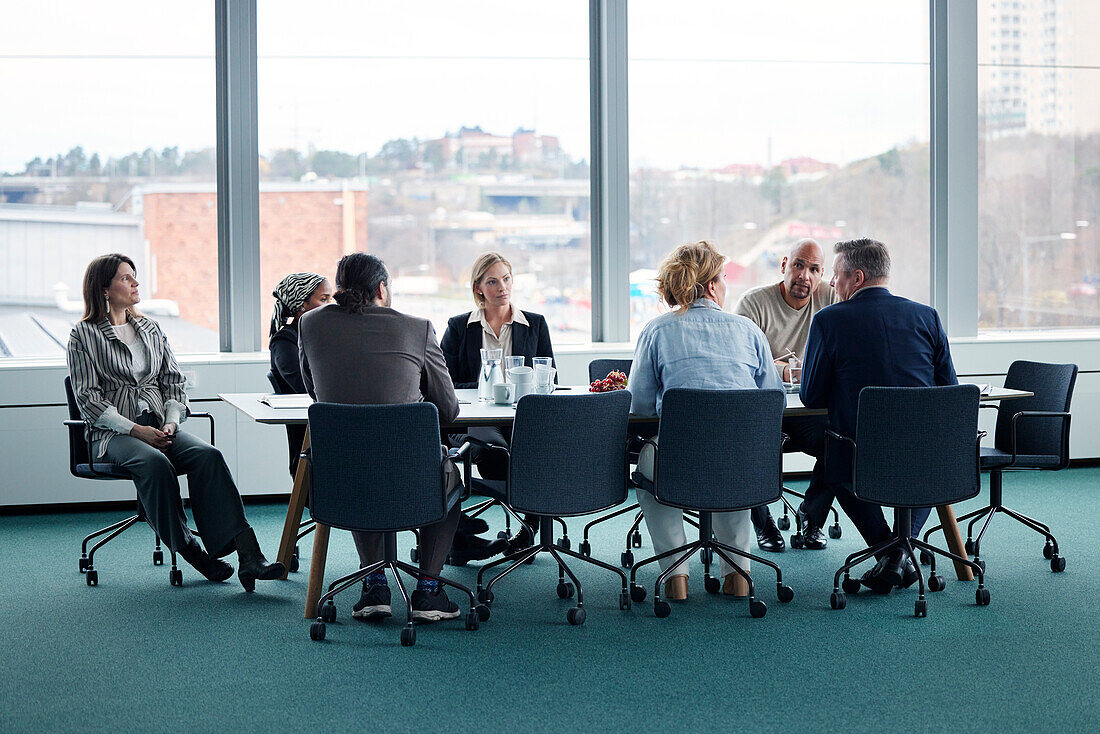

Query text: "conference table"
[219, 385, 1030, 618]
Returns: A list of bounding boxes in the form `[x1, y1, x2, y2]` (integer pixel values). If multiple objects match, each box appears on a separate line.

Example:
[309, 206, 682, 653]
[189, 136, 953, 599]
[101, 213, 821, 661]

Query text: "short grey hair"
[834, 238, 890, 280]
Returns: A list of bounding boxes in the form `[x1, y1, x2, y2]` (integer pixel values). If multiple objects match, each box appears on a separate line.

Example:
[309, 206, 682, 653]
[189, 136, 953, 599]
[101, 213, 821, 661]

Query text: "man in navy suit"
[800, 238, 958, 592]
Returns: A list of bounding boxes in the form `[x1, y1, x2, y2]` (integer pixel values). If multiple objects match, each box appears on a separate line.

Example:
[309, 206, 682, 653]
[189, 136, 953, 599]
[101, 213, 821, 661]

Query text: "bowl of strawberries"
[590, 370, 628, 392]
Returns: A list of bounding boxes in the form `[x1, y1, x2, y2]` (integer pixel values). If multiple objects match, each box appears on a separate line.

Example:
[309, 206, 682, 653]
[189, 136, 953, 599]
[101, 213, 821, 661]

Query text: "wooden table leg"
[276, 428, 311, 580]
[936, 504, 974, 581]
[304, 522, 330, 619]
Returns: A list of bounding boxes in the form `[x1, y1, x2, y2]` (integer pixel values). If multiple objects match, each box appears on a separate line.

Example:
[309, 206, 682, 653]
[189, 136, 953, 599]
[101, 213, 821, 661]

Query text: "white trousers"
[635, 437, 751, 579]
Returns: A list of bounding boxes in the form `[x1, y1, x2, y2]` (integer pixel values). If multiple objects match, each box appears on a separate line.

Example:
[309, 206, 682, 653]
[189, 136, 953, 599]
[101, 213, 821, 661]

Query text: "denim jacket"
[629, 298, 782, 417]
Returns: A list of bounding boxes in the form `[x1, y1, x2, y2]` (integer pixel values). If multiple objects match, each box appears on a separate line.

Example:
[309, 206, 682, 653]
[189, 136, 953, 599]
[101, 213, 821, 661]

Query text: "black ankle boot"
[179, 537, 234, 582]
[234, 527, 285, 592]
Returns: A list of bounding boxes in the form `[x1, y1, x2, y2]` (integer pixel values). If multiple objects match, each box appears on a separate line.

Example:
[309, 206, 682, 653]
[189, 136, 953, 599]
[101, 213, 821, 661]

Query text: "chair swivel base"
[78, 514, 184, 587]
[476, 516, 631, 625]
[308, 555, 484, 647]
[831, 520, 989, 618]
[922, 499, 1066, 574]
[628, 512, 794, 619]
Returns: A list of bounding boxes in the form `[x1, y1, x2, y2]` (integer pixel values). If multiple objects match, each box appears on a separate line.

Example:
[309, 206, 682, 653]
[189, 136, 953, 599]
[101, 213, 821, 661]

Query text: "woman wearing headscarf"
[268, 272, 333, 476]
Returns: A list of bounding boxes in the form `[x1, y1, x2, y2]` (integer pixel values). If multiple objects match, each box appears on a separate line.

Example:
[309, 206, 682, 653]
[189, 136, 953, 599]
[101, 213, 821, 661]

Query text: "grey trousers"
[98, 431, 250, 557]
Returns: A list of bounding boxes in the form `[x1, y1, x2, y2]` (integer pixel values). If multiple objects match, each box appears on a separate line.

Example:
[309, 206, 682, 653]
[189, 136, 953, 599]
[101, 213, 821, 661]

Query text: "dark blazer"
[440, 309, 556, 389]
[800, 287, 958, 484]
[269, 323, 306, 395]
[298, 304, 458, 424]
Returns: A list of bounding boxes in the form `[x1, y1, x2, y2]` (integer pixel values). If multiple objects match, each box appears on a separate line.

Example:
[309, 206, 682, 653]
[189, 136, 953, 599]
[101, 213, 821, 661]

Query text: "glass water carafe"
[478, 348, 504, 402]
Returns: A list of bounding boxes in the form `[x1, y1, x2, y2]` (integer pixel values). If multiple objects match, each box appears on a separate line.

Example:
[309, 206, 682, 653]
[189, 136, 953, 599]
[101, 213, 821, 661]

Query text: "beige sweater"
[733, 282, 838, 368]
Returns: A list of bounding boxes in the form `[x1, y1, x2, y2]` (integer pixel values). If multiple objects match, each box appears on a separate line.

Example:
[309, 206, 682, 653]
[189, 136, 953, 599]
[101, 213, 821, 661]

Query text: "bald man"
[735, 238, 838, 552]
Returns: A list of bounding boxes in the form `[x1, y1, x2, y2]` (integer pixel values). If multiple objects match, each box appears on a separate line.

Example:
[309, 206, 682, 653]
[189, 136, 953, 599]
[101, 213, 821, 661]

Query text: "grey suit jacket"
[297, 304, 459, 425]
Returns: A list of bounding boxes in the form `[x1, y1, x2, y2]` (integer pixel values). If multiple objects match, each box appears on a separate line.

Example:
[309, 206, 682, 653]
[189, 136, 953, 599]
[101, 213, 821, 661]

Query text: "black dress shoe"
[895, 557, 919, 589]
[457, 512, 489, 536]
[756, 516, 786, 553]
[881, 550, 911, 588]
[860, 555, 894, 595]
[505, 525, 535, 556]
[179, 537, 233, 582]
[448, 535, 508, 565]
[797, 510, 828, 550]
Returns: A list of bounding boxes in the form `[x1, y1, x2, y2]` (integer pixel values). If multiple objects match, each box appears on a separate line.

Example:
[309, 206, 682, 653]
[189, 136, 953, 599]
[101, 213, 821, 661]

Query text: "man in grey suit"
[298, 252, 464, 622]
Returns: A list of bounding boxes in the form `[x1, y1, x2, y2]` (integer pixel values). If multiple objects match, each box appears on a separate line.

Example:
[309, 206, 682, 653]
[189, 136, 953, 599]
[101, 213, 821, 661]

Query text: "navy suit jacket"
[440, 310, 555, 389]
[800, 287, 958, 484]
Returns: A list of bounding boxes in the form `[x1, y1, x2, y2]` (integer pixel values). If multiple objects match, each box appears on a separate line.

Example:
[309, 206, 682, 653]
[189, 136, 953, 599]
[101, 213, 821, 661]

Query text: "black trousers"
[831, 483, 931, 551]
[751, 414, 835, 530]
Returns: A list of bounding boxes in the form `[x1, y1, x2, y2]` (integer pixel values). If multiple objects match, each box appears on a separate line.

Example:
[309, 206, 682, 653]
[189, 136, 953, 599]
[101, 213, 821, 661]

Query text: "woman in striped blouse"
[66, 253, 284, 591]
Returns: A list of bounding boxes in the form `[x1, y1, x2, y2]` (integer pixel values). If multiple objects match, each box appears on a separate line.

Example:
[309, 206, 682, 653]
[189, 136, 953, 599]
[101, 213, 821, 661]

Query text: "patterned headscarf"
[270, 272, 326, 337]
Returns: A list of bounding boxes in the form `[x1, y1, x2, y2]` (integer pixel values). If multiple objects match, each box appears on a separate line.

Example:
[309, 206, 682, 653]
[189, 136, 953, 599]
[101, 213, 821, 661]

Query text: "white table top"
[218, 384, 1031, 426]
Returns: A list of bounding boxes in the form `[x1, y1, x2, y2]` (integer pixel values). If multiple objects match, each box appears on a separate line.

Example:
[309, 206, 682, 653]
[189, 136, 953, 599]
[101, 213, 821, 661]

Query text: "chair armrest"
[824, 429, 858, 495]
[465, 435, 510, 457]
[445, 441, 474, 501]
[188, 411, 215, 446]
[1009, 411, 1072, 469]
[824, 429, 856, 448]
[64, 418, 111, 478]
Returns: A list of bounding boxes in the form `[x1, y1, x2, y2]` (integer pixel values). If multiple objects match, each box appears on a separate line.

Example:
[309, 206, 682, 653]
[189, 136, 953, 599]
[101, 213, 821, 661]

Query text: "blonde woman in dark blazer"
[66, 253, 283, 591]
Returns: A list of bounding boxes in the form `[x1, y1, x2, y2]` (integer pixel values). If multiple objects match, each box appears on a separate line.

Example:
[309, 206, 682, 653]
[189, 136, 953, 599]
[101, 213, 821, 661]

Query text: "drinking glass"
[504, 355, 525, 381]
[532, 357, 553, 371]
[535, 366, 556, 394]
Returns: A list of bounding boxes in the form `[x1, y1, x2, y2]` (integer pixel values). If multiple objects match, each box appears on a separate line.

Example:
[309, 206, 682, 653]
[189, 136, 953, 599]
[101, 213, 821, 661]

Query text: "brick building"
[132, 182, 368, 332]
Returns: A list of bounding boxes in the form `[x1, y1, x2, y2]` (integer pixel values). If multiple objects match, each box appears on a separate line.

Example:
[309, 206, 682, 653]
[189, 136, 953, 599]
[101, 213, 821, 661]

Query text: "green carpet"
[2, 469, 1099, 733]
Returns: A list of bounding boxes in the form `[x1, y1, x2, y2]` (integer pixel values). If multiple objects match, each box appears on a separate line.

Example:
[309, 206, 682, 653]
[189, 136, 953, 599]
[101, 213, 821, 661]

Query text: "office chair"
[305, 401, 482, 646]
[576, 358, 651, 565]
[627, 388, 794, 619]
[921, 360, 1077, 574]
[475, 391, 634, 625]
[266, 370, 314, 572]
[827, 385, 988, 617]
[64, 376, 212, 587]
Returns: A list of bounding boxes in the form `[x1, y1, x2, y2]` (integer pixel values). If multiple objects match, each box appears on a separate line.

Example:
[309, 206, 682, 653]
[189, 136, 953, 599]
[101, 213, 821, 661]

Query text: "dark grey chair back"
[588, 358, 632, 383]
[307, 402, 448, 533]
[852, 385, 980, 508]
[996, 360, 1077, 459]
[653, 388, 785, 511]
[508, 391, 631, 516]
[64, 376, 91, 468]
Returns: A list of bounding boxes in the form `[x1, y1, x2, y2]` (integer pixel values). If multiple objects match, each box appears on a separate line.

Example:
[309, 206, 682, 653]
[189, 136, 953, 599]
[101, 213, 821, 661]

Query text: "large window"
[256, 0, 591, 346]
[0, 1, 218, 357]
[628, 1, 931, 337]
[978, 0, 1100, 331]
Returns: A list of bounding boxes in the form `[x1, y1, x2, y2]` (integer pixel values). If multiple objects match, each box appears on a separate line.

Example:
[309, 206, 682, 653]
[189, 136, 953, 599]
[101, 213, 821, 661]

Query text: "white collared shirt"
[469, 305, 528, 357]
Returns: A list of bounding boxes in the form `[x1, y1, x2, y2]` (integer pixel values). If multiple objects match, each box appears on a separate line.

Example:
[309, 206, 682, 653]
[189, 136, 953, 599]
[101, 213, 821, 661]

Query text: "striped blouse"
[66, 315, 190, 456]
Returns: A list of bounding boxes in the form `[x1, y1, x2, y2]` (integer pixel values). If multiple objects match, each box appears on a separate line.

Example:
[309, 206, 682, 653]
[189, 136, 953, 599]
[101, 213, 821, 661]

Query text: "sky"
[0, 0, 934, 174]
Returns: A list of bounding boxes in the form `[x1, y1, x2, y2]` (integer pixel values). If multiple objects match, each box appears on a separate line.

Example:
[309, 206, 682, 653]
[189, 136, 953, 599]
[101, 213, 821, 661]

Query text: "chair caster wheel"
[477, 588, 494, 605]
[631, 531, 643, 548]
[777, 515, 791, 531]
[630, 584, 646, 603]
[400, 626, 416, 647]
[620, 551, 634, 568]
[475, 604, 491, 622]
[288, 555, 300, 573]
[1043, 542, 1054, 560]
[86, 569, 98, 586]
[409, 547, 420, 563]
[579, 541, 591, 557]
[309, 621, 326, 641]
[465, 611, 480, 631]
[169, 568, 183, 586]
[497, 530, 509, 540]
[619, 590, 631, 610]
[928, 574, 945, 592]
[567, 607, 586, 626]
[976, 587, 990, 606]
[964, 539, 974, 556]
[841, 576, 861, 594]
[704, 576, 720, 594]
[1051, 555, 1066, 573]
[79, 557, 89, 573]
[653, 599, 671, 618]
[915, 599, 927, 618]
[321, 601, 337, 623]
[828, 523, 842, 539]
[830, 591, 846, 610]
[790, 534, 805, 549]
[919, 550, 932, 566]
[556, 582, 575, 599]
[749, 599, 767, 618]
[699, 548, 713, 565]
[777, 584, 795, 603]
[153, 550, 164, 566]
[556, 537, 571, 551]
